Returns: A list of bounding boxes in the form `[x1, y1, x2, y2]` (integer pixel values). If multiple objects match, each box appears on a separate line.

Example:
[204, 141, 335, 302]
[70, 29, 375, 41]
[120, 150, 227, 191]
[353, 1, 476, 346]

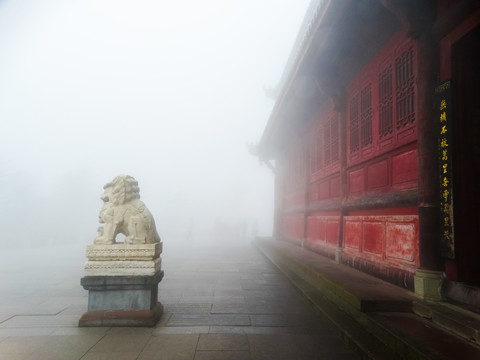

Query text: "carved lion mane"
[94, 175, 161, 245]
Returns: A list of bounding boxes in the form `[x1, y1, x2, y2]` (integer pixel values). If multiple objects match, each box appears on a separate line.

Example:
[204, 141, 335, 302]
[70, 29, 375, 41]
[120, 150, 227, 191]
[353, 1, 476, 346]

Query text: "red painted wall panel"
[284, 189, 306, 209]
[349, 169, 365, 194]
[343, 214, 419, 270]
[347, 146, 418, 196]
[367, 160, 389, 190]
[326, 220, 340, 245]
[386, 221, 417, 262]
[306, 215, 340, 246]
[318, 181, 330, 200]
[363, 221, 384, 255]
[330, 176, 342, 197]
[392, 149, 418, 185]
[283, 214, 305, 241]
[344, 220, 362, 249]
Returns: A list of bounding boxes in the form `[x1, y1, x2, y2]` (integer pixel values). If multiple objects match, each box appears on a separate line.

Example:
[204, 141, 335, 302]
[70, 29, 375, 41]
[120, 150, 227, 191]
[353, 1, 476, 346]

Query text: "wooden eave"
[258, 0, 400, 160]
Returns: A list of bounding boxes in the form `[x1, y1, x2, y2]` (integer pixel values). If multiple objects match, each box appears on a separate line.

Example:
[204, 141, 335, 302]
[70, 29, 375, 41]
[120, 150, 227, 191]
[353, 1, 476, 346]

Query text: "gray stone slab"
[248, 333, 360, 360]
[194, 350, 252, 360]
[137, 334, 198, 360]
[81, 352, 140, 360]
[89, 332, 151, 353]
[249, 314, 321, 328]
[163, 303, 212, 314]
[197, 333, 249, 351]
[179, 296, 215, 304]
[153, 326, 210, 335]
[0, 315, 79, 328]
[0, 335, 101, 360]
[212, 296, 245, 304]
[209, 326, 290, 335]
[168, 314, 250, 326]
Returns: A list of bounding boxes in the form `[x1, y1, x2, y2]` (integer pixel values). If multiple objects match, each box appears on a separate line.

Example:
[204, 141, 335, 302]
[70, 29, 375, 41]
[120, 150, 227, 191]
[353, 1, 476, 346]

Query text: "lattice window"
[310, 128, 322, 174]
[323, 120, 332, 166]
[331, 115, 339, 164]
[360, 84, 373, 148]
[346, 32, 416, 166]
[395, 47, 415, 129]
[349, 96, 359, 154]
[379, 65, 393, 138]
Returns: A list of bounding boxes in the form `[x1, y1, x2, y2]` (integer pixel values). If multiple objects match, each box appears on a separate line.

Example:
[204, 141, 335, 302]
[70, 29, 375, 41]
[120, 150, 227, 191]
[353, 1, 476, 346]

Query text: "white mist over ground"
[0, 0, 310, 251]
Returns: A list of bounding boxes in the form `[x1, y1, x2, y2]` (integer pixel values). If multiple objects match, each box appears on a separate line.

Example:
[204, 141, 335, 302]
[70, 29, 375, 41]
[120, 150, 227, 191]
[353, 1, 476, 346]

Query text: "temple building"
[258, 0, 480, 307]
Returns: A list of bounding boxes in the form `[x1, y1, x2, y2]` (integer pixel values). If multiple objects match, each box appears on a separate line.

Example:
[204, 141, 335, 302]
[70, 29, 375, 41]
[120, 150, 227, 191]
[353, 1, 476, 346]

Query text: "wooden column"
[416, 24, 444, 273]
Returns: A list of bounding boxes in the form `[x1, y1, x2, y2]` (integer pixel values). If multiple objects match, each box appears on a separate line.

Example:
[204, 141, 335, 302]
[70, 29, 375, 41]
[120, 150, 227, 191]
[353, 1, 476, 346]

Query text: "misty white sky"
[0, 0, 310, 248]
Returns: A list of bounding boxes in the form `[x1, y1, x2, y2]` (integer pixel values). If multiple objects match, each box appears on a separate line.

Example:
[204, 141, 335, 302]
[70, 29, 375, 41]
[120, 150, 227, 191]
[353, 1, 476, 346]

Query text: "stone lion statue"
[94, 175, 161, 245]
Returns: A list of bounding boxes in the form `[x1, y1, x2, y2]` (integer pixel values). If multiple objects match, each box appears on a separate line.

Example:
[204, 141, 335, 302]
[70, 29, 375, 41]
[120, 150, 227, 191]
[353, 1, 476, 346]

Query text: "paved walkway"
[0, 241, 359, 359]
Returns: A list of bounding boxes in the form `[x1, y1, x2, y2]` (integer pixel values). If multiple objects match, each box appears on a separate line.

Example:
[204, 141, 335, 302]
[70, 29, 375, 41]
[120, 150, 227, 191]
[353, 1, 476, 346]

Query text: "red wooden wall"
[279, 30, 420, 277]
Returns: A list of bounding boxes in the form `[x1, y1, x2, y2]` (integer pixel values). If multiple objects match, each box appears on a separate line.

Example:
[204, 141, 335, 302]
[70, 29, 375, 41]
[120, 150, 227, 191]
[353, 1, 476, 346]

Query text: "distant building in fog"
[258, 0, 480, 308]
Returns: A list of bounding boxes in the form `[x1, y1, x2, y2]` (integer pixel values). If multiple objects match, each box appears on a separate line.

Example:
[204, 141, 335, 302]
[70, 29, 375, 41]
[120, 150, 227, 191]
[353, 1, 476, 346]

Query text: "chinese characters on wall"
[435, 80, 455, 259]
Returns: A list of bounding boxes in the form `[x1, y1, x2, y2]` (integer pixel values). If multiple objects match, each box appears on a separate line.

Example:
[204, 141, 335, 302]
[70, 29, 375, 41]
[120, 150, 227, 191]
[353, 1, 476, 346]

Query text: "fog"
[0, 0, 310, 251]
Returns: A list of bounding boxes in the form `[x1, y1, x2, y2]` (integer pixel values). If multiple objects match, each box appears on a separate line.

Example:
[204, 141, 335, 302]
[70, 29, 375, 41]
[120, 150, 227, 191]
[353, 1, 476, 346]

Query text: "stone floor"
[0, 241, 360, 359]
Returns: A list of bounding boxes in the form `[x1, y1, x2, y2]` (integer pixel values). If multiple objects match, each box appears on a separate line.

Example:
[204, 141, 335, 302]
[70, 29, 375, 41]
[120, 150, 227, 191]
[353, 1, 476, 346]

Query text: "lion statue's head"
[103, 175, 141, 206]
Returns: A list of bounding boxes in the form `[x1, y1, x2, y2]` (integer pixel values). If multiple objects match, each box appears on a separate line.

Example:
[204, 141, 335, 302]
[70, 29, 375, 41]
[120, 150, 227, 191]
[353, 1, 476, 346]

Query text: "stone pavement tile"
[179, 296, 215, 304]
[88, 329, 151, 353]
[212, 296, 245, 304]
[0, 328, 54, 336]
[0, 335, 102, 360]
[158, 295, 182, 304]
[156, 313, 172, 327]
[181, 287, 215, 296]
[213, 289, 250, 297]
[80, 352, 139, 360]
[249, 314, 321, 328]
[153, 326, 210, 335]
[197, 334, 249, 351]
[248, 334, 360, 360]
[137, 334, 198, 360]
[0, 314, 13, 323]
[0, 315, 79, 328]
[211, 301, 314, 315]
[50, 326, 109, 336]
[164, 303, 212, 314]
[194, 350, 252, 360]
[244, 297, 314, 314]
[168, 314, 250, 326]
[209, 326, 291, 335]
[58, 304, 88, 315]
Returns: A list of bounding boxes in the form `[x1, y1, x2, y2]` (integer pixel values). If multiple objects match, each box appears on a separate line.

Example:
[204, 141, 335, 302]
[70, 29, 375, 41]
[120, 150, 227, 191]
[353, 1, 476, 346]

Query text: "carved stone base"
[84, 258, 162, 276]
[79, 271, 164, 327]
[414, 269, 444, 301]
[84, 242, 163, 276]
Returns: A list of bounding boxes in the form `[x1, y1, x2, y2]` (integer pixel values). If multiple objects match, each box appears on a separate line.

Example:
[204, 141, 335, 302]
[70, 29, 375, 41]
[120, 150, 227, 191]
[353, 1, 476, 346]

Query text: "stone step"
[371, 312, 480, 360]
[254, 238, 480, 360]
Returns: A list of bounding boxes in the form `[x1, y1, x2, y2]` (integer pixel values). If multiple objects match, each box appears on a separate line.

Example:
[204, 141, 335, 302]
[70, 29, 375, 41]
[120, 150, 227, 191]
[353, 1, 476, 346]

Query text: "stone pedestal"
[79, 242, 164, 327]
[414, 269, 444, 301]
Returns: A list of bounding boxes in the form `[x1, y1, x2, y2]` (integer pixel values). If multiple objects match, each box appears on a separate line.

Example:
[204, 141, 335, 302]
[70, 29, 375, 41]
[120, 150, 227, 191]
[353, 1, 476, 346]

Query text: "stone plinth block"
[414, 269, 443, 301]
[84, 257, 162, 276]
[79, 271, 164, 327]
[86, 242, 163, 261]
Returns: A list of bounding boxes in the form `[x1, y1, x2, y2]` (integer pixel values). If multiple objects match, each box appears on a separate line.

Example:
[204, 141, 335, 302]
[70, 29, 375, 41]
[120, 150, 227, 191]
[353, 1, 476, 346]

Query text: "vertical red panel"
[330, 176, 341, 198]
[344, 219, 362, 249]
[349, 169, 365, 193]
[367, 160, 389, 190]
[386, 221, 416, 262]
[326, 220, 339, 245]
[363, 221, 385, 255]
[318, 181, 330, 199]
[392, 149, 418, 185]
